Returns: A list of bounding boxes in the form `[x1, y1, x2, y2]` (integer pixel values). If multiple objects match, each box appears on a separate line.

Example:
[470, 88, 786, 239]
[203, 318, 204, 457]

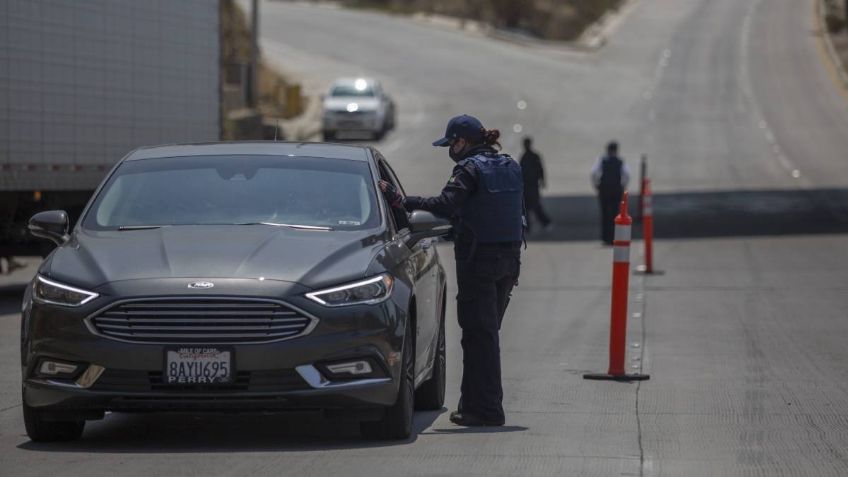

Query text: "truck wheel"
[360, 330, 414, 440]
[415, 294, 445, 410]
[23, 403, 85, 442]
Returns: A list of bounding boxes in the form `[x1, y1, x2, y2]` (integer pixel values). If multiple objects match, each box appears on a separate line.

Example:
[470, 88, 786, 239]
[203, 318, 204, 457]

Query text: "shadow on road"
[527, 188, 848, 241]
[17, 408, 445, 453]
[0, 293, 23, 314]
[422, 425, 528, 435]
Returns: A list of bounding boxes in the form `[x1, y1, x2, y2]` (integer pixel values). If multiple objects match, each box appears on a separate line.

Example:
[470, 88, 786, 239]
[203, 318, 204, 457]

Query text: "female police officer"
[380, 114, 524, 426]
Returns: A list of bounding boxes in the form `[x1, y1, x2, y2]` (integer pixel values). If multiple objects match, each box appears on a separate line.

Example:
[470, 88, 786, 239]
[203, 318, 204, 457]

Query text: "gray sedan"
[322, 78, 396, 140]
[21, 142, 448, 442]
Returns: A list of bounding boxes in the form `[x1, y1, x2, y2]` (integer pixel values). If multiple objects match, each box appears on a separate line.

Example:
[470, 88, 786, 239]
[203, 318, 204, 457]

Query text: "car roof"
[124, 142, 372, 162]
[331, 77, 378, 87]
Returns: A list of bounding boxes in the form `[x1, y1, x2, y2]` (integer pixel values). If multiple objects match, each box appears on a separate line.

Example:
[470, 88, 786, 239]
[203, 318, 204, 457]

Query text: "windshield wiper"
[237, 222, 334, 231]
[117, 225, 165, 231]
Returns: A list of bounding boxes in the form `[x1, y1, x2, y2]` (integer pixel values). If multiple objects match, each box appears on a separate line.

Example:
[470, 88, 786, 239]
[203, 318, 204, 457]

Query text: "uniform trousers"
[454, 243, 521, 422]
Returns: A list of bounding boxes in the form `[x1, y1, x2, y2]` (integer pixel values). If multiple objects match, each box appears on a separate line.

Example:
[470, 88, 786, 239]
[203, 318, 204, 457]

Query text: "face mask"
[449, 139, 465, 162]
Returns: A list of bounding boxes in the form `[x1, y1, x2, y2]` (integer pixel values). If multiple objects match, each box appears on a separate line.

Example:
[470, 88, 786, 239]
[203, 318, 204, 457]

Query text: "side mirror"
[406, 211, 451, 247]
[28, 210, 70, 245]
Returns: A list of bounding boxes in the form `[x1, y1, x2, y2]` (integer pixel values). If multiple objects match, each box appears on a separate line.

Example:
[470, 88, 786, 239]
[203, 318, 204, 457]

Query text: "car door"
[376, 155, 439, 381]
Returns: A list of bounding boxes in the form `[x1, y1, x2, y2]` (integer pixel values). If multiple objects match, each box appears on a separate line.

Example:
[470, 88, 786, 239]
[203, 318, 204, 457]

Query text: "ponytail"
[481, 128, 502, 150]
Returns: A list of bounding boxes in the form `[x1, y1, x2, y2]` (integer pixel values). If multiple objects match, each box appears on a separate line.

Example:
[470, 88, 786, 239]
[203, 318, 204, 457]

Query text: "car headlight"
[306, 274, 394, 307]
[33, 275, 99, 307]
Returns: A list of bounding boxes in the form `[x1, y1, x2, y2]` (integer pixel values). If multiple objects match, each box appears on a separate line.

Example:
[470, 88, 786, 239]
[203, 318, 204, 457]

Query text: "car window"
[330, 84, 374, 97]
[84, 155, 380, 231]
[376, 156, 409, 231]
[376, 155, 405, 197]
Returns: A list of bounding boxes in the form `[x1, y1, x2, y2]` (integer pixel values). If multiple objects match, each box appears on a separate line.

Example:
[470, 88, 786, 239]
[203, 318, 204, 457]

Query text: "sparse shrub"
[340, 0, 624, 41]
[826, 12, 845, 33]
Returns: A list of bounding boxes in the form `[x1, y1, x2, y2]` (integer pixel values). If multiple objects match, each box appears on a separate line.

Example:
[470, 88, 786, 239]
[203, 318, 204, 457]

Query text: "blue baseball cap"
[432, 114, 485, 147]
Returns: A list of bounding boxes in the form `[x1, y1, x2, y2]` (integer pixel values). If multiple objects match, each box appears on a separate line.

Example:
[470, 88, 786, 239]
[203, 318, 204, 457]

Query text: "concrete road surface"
[2, 0, 848, 475]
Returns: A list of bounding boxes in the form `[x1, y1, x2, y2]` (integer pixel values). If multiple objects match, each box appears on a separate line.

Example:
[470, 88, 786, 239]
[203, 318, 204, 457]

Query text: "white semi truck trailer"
[1, 0, 220, 255]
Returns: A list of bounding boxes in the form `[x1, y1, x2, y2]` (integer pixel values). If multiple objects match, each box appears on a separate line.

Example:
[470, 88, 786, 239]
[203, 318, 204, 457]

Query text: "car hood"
[43, 226, 388, 290]
[324, 97, 381, 112]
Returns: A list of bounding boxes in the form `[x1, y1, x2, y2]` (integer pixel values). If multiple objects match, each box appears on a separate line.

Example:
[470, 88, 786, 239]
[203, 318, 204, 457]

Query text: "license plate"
[164, 347, 232, 385]
[339, 120, 361, 127]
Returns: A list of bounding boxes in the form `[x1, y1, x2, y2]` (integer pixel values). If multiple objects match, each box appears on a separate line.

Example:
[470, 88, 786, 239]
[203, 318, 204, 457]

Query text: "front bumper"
[23, 367, 396, 414]
[322, 113, 381, 133]
[22, 279, 409, 414]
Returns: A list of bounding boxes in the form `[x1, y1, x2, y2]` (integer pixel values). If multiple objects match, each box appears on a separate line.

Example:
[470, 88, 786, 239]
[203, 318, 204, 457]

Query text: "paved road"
[2, 0, 848, 475]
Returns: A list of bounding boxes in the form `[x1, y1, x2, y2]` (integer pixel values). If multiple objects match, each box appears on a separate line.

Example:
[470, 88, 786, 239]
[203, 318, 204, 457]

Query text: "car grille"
[89, 298, 315, 344]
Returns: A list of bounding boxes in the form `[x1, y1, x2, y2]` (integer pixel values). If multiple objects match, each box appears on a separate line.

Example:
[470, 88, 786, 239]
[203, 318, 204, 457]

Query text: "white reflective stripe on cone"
[644, 205, 653, 215]
[614, 224, 631, 242]
[614, 245, 630, 263]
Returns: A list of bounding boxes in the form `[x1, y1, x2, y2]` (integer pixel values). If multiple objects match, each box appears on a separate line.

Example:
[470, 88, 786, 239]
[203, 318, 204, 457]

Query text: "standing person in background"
[591, 141, 630, 245]
[520, 137, 552, 233]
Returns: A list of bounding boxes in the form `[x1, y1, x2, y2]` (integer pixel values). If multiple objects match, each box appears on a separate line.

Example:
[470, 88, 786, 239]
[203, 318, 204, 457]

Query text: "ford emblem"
[188, 281, 215, 289]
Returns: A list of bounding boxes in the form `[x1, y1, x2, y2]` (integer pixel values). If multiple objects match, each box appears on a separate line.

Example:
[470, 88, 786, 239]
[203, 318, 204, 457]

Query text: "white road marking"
[739, 0, 809, 182]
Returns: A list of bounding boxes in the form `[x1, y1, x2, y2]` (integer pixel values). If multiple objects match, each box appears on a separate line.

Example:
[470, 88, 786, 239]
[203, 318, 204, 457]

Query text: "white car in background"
[322, 78, 395, 140]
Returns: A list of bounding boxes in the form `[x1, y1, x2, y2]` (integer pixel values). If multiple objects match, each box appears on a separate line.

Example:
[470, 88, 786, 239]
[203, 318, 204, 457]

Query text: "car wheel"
[360, 329, 414, 440]
[23, 403, 85, 442]
[415, 293, 446, 410]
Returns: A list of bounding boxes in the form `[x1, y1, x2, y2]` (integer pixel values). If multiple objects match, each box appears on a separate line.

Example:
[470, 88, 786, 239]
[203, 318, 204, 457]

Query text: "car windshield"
[330, 84, 374, 97]
[82, 155, 380, 231]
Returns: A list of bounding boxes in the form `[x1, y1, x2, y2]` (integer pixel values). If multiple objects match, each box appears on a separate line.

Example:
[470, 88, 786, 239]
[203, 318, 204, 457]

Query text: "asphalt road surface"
[2, 0, 848, 475]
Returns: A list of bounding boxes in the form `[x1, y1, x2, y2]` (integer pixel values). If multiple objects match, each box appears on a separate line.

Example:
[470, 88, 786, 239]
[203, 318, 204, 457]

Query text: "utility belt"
[452, 219, 523, 263]
[454, 238, 521, 261]
[475, 241, 522, 250]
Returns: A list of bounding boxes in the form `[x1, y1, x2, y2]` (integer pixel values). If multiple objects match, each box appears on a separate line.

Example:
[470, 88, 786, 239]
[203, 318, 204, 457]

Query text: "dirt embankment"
[338, 0, 624, 41]
[824, 0, 848, 72]
[220, 0, 306, 139]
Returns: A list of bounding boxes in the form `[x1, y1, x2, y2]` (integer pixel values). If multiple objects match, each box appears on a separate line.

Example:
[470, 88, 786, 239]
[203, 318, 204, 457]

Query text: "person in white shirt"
[590, 141, 630, 245]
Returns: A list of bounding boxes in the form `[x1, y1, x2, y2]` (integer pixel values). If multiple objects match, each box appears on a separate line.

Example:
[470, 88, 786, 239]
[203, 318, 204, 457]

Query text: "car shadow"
[16, 408, 446, 453]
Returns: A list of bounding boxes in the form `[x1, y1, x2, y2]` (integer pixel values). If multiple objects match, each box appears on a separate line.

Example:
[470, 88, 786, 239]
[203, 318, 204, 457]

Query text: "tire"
[415, 293, 446, 410]
[323, 130, 335, 141]
[23, 404, 85, 442]
[360, 329, 414, 440]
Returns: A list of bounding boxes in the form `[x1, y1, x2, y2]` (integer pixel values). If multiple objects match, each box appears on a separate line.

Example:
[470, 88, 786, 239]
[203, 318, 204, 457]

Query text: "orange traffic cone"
[585, 192, 650, 382]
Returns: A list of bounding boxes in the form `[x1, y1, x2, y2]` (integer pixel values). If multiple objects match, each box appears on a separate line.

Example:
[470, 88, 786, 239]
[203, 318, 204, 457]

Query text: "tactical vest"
[599, 156, 623, 193]
[457, 153, 524, 243]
